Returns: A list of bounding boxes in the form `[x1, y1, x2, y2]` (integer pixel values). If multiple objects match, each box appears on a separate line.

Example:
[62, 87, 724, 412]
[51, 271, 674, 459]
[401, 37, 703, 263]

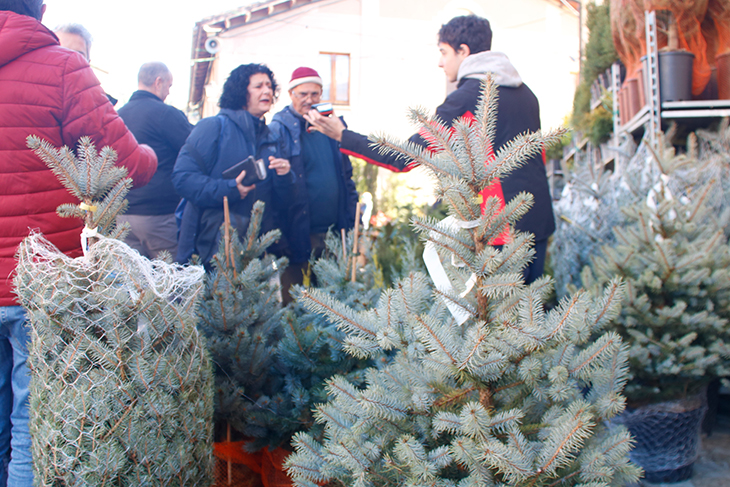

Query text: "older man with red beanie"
[269, 67, 358, 304]
[0, 1, 157, 484]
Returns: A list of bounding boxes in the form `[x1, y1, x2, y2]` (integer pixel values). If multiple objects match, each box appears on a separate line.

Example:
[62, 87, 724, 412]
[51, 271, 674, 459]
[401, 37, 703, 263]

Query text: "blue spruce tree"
[285, 77, 641, 487]
[197, 201, 292, 451]
[275, 230, 387, 440]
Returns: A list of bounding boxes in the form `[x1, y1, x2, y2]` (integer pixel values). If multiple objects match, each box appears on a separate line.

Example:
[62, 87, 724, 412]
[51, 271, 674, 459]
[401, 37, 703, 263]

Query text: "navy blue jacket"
[117, 90, 193, 215]
[173, 108, 294, 264]
[269, 106, 358, 264]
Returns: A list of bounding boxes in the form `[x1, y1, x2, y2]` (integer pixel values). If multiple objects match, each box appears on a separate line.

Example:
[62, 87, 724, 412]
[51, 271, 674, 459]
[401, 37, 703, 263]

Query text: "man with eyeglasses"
[269, 67, 358, 304]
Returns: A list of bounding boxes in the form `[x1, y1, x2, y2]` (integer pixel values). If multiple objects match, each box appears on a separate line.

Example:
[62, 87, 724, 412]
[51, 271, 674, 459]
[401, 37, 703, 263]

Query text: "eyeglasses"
[291, 90, 322, 101]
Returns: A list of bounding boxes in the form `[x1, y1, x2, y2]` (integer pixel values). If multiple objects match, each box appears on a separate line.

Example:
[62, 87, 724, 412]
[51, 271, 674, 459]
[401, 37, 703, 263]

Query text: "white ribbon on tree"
[423, 216, 479, 325]
[80, 226, 99, 258]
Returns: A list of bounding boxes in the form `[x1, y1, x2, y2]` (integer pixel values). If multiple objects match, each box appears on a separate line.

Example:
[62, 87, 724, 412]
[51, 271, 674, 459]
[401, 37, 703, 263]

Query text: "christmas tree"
[14, 136, 213, 486]
[695, 118, 730, 228]
[275, 229, 386, 440]
[196, 201, 293, 450]
[549, 135, 647, 299]
[583, 132, 730, 404]
[285, 78, 641, 487]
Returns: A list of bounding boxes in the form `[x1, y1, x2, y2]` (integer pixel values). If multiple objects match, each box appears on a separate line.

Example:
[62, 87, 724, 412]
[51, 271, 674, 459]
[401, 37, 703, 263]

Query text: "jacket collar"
[457, 51, 523, 88]
[219, 108, 276, 148]
[129, 90, 163, 103]
[0, 11, 57, 69]
[272, 105, 301, 130]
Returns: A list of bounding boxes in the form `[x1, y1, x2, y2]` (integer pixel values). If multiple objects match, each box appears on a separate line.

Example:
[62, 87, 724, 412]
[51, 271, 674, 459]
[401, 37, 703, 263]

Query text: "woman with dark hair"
[173, 63, 293, 265]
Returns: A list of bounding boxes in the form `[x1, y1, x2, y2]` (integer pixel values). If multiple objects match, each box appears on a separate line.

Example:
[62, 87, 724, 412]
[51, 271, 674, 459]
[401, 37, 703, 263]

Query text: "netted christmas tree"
[285, 77, 641, 487]
[552, 122, 730, 298]
[14, 136, 213, 486]
[582, 131, 730, 405]
[695, 118, 730, 232]
[550, 146, 625, 299]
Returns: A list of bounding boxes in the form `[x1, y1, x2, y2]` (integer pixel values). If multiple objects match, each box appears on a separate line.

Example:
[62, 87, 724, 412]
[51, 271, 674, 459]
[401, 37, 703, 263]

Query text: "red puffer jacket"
[0, 11, 158, 306]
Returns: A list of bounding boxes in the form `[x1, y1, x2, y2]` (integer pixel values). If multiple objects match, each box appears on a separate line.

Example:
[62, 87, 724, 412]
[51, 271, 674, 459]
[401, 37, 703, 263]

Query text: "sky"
[42, 0, 255, 110]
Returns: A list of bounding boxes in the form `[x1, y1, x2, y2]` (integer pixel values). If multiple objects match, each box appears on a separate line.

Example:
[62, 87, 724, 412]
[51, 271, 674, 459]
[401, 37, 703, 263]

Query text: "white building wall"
[201, 0, 579, 131]
[198, 0, 580, 205]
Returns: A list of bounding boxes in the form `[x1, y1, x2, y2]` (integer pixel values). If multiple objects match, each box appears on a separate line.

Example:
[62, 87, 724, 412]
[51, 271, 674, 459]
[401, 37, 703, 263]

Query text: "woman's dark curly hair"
[218, 63, 279, 110]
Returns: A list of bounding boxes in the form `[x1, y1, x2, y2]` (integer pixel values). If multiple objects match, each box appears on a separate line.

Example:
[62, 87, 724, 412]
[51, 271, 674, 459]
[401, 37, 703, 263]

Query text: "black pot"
[614, 393, 707, 483]
[659, 51, 695, 102]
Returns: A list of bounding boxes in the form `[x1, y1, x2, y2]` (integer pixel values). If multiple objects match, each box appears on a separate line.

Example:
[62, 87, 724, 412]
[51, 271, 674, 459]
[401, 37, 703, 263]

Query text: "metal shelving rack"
[616, 10, 730, 143]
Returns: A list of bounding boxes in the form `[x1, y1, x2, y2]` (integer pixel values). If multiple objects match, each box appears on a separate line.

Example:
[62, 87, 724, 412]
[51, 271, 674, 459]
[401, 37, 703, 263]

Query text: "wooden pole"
[224, 196, 231, 265]
[223, 197, 237, 277]
[351, 202, 361, 282]
[341, 228, 347, 264]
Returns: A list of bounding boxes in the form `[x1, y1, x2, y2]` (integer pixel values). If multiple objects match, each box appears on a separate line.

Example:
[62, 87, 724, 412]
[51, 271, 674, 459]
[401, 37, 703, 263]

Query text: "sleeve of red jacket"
[60, 54, 157, 188]
[339, 129, 415, 173]
[339, 85, 473, 173]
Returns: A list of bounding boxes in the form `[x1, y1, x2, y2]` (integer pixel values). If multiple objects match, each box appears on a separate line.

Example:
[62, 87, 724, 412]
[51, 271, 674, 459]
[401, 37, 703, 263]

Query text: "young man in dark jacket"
[305, 15, 554, 284]
[117, 62, 193, 259]
[269, 67, 358, 304]
[0, 1, 157, 485]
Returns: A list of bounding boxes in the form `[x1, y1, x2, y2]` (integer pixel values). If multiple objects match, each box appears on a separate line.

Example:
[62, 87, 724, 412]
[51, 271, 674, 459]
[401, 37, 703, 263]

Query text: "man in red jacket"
[0, 1, 157, 484]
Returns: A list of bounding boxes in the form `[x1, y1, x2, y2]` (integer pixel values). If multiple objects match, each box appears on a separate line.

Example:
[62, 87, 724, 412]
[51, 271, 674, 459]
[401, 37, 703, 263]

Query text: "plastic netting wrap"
[14, 232, 214, 486]
[552, 126, 730, 298]
[709, 0, 730, 57]
[611, 0, 648, 79]
[613, 394, 707, 482]
[551, 138, 648, 297]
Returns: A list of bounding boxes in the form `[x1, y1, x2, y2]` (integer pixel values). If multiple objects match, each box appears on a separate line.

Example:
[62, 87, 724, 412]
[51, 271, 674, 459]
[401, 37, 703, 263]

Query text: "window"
[318, 53, 350, 105]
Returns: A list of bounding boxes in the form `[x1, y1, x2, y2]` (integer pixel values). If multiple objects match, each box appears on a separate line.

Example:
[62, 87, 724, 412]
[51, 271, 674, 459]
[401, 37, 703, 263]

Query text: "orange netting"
[611, 0, 647, 79]
[213, 442, 293, 487]
[610, 0, 723, 96]
[709, 0, 730, 57]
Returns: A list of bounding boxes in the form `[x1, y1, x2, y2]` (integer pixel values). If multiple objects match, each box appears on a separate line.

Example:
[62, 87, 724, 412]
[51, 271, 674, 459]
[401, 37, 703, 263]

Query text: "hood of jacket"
[271, 105, 304, 157]
[219, 107, 275, 149]
[0, 11, 57, 69]
[457, 51, 523, 88]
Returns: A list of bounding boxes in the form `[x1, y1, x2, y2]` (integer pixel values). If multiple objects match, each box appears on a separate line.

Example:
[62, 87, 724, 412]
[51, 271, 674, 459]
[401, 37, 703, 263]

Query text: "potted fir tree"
[583, 132, 730, 482]
[656, 9, 695, 102]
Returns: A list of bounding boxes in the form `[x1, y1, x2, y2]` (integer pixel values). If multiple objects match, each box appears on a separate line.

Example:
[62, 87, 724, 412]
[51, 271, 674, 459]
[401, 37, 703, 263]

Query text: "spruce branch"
[26, 135, 132, 237]
[300, 289, 377, 339]
[474, 74, 499, 156]
[26, 135, 82, 199]
[406, 106, 466, 174]
[369, 132, 450, 176]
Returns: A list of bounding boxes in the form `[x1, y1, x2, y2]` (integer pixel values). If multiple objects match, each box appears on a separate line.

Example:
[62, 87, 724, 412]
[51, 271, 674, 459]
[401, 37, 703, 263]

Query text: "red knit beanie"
[288, 67, 323, 90]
